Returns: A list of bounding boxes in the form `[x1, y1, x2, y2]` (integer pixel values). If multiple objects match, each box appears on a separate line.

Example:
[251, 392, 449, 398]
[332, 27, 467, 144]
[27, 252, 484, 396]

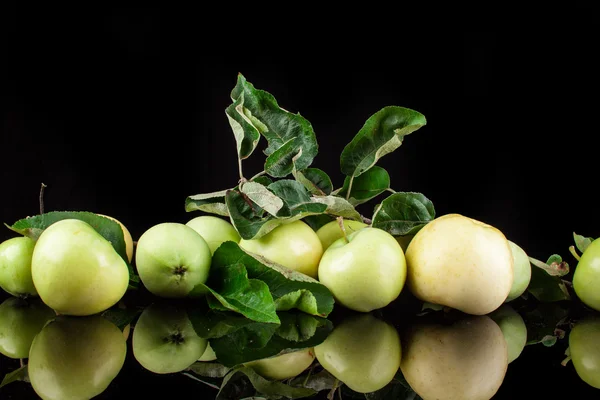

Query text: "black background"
[2, 5, 600, 399]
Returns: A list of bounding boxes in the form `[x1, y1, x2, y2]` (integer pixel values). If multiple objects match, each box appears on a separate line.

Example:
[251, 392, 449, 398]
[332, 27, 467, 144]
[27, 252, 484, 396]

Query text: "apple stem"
[39, 182, 47, 214]
[386, 188, 397, 194]
[337, 216, 349, 244]
[345, 176, 354, 201]
[20, 359, 24, 368]
[327, 379, 341, 400]
[361, 215, 372, 225]
[237, 157, 245, 182]
[568, 245, 581, 261]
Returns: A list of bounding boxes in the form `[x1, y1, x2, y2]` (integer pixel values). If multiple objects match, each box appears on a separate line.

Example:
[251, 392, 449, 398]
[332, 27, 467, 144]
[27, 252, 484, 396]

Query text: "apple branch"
[39, 182, 47, 214]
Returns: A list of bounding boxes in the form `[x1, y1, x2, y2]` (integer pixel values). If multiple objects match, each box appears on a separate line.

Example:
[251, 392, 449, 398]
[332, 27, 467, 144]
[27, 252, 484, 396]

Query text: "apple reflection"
[27, 314, 127, 400]
[132, 302, 208, 374]
[400, 314, 508, 400]
[568, 315, 600, 389]
[0, 296, 55, 359]
[314, 312, 402, 393]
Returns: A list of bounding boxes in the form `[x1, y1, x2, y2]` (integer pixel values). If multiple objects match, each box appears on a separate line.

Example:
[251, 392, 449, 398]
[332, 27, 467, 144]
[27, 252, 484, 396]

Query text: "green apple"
[198, 342, 217, 361]
[0, 297, 55, 359]
[488, 304, 527, 363]
[314, 313, 401, 393]
[0, 236, 37, 297]
[317, 227, 406, 312]
[568, 315, 600, 389]
[573, 237, 600, 312]
[132, 303, 208, 374]
[186, 215, 241, 255]
[400, 315, 508, 400]
[239, 220, 323, 279]
[315, 219, 367, 251]
[245, 348, 315, 380]
[135, 222, 212, 298]
[405, 213, 514, 315]
[98, 214, 135, 262]
[505, 240, 532, 302]
[28, 315, 127, 400]
[31, 219, 130, 316]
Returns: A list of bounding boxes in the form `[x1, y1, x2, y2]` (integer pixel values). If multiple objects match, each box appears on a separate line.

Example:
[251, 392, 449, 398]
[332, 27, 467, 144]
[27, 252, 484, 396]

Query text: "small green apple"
[239, 220, 323, 279]
[245, 348, 315, 380]
[198, 342, 217, 361]
[28, 315, 127, 400]
[0, 236, 37, 297]
[568, 315, 600, 389]
[405, 213, 514, 315]
[132, 303, 208, 374]
[315, 219, 367, 251]
[317, 227, 406, 312]
[488, 304, 527, 363]
[314, 313, 401, 393]
[400, 315, 508, 400]
[135, 222, 212, 298]
[186, 215, 241, 255]
[0, 297, 55, 359]
[31, 219, 130, 316]
[505, 240, 532, 302]
[573, 237, 600, 312]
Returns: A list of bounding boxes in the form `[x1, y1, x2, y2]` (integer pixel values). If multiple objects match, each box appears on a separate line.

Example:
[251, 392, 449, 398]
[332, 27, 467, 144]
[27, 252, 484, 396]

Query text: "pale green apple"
[405, 213, 514, 315]
[314, 313, 401, 393]
[28, 315, 127, 400]
[132, 303, 208, 374]
[0, 236, 37, 297]
[31, 219, 130, 316]
[488, 304, 527, 363]
[317, 227, 406, 312]
[186, 215, 241, 255]
[245, 348, 315, 380]
[568, 315, 600, 389]
[198, 342, 217, 361]
[505, 240, 532, 302]
[0, 297, 55, 359]
[315, 219, 367, 251]
[135, 222, 212, 298]
[239, 220, 323, 279]
[573, 237, 600, 312]
[400, 315, 508, 400]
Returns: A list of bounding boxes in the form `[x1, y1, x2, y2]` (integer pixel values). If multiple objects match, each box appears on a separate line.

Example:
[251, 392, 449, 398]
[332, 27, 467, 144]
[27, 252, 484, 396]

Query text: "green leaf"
[187, 362, 232, 379]
[310, 195, 362, 222]
[241, 182, 284, 217]
[100, 306, 141, 331]
[226, 91, 262, 160]
[0, 365, 28, 388]
[221, 367, 316, 399]
[289, 369, 338, 393]
[185, 189, 230, 217]
[372, 192, 435, 236]
[212, 242, 335, 318]
[302, 214, 336, 232]
[252, 176, 273, 186]
[573, 232, 594, 254]
[527, 262, 571, 302]
[198, 254, 279, 324]
[230, 74, 319, 178]
[337, 166, 391, 206]
[529, 256, 570, 277]
[294, 168, 333, 196]
[190, 308, 332, 368]
[7, 211, 139, 288]
[340, 106, 426, 178]
[217, 370, 257, 400]
[226, 182, 327, 240]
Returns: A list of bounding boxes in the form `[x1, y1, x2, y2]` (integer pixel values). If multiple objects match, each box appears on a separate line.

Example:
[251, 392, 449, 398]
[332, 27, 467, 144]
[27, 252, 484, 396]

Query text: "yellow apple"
[315, 219, 367, 251]
[244, 348, 315, 380]
[239, 220, 323, 279]
[404, 213, 514, 315]
[400, 315, 508, 400]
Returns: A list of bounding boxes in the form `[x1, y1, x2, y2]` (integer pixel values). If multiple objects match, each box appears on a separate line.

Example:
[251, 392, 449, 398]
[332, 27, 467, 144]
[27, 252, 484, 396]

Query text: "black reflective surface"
[2, 284, 600, 400]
